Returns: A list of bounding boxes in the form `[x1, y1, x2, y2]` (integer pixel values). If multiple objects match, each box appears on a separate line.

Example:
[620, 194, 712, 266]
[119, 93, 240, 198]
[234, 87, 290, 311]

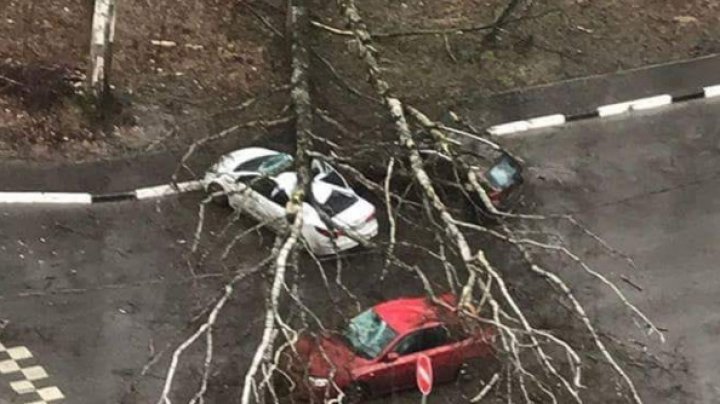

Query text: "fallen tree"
[151, 1, 664, 403]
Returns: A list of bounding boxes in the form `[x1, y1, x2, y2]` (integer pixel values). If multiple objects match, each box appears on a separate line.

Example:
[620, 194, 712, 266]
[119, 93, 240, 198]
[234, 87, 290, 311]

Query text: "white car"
[203, 147, 379, 255]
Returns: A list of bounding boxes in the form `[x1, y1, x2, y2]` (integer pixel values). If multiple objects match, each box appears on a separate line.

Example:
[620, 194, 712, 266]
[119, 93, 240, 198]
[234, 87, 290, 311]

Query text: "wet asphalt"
[0, 56, 719, 403]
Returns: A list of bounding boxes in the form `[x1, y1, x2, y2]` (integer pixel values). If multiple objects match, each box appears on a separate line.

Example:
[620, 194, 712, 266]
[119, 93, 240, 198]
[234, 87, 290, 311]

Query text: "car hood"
[295, 332, 369, 382]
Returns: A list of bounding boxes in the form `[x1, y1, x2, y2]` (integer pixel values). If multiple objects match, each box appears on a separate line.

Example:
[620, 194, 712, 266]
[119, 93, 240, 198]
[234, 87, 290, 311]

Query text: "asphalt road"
[0, 57, 719, 403]
[450, 53, 720, 127]
[502, 96, 720, 403]
[0, 196, 274, 403]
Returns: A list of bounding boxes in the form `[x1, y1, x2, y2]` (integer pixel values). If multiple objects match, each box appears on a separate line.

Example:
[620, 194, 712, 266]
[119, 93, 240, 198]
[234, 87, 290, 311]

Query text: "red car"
[287, 294, 494, 401]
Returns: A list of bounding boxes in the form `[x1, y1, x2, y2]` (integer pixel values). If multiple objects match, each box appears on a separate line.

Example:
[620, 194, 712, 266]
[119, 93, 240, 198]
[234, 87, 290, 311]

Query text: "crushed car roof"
[373, 295, 455, 334]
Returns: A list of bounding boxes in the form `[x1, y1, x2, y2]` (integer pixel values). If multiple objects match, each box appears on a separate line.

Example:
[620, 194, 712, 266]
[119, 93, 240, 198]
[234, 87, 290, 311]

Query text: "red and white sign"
[416, 354, 433, 396]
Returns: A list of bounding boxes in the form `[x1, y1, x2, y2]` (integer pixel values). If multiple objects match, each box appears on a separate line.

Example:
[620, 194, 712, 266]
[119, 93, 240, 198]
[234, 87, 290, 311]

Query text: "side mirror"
[384, 352, 399, 362]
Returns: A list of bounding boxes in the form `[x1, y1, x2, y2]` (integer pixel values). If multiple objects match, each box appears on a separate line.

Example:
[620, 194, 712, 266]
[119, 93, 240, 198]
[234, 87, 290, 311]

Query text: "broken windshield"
[486, 156, 519, 190]
[343, 309, 398, 359]
[258, 153, 294, 176]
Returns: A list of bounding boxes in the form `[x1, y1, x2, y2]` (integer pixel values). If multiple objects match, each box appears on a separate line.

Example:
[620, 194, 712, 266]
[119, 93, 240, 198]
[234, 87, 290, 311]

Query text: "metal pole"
[421, 394, 428, 404]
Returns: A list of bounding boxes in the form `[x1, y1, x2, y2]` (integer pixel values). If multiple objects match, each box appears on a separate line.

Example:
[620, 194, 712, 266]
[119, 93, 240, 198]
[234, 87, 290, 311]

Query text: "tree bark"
[287, 0, 313, 197]
[88, 0, 117, 105]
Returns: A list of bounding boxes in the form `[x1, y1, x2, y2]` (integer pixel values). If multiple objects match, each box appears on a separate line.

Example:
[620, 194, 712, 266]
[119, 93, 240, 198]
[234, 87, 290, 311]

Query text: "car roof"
[215, 147, 279, 171]
[373, 294, 456, 334]
[274, 172, 353, 202]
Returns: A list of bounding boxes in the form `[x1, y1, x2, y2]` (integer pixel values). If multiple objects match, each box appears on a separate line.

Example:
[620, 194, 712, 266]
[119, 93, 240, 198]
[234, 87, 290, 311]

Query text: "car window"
[311, 160, 350, 188]
[257, 153, 294, 176]
[320, 190, 357, 216]
[251, 177, 277, 199]
[234, 156, 272, 173]
[270, 187, 290, 207]
[485, 155, 521, 190]
[394, 326, 450, 356]
[344, 309, 398, 359]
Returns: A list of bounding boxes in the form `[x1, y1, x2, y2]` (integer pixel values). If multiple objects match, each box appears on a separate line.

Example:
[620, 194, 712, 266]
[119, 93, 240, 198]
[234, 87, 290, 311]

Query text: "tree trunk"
[88, 0, 117, 105]
[287, 0, 313, 197]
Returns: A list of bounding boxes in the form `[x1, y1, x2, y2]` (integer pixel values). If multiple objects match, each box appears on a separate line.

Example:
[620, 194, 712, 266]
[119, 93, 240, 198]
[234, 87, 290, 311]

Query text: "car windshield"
[320, 190, 358, 216]
[258, 153, 294, 176]
[486, 156, 519, 190]
[343, 309, 398, 359]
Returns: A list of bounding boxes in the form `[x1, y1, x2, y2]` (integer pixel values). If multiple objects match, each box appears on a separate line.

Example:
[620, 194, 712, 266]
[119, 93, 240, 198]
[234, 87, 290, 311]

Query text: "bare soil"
[0, 0, 285, 160]
[1, 0, 718, 160]
[1, 0, 719, 160]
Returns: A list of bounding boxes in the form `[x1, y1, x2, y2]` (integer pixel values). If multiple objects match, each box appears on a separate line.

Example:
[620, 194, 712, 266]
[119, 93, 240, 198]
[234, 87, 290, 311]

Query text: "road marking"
[6, 347, 32, 361]
[0, 180, 205, 204]
[11, 380, 36, 394]
[37, 387, 65, 401]
[527, 114, 566, 129]
[22, 366, 49, 381]
[482, 83, 720, 139]
[135, 180, 205, 199]
[0, 359, 21, 374]
[487, 120, 531, 136]
[0, 342, 65, 403]
[0, 192, 92, 204]
[705, 84, 720, 98]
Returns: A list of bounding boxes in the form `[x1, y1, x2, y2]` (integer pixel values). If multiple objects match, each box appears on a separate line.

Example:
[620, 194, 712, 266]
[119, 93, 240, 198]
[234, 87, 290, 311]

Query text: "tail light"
[314, 226, 344, 238]
[364, 211, 376, 223]
[488, 189, 502, 206]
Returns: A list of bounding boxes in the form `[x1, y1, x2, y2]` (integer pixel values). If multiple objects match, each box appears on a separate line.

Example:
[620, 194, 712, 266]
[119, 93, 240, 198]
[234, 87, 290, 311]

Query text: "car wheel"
[343, 382, 368, 403]
[457, 361, 483, 383]
[207, 183, 229, 207]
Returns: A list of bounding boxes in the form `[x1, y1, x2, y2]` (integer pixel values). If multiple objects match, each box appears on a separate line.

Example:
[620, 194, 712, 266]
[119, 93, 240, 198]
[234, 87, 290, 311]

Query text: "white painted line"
[9, 379, 35, 394]
[134, 184, 175, 199]
[487, 120, 530, 136]
[0, 342, 65, 402]
[598, 95, 673, 117]
[705, 84, 720, 98]
[21, 366, 48, 381]
[630, 94, 672, 110]
[6, 346, 32, 361]
[176, 180, 205, 192]
[37, 386, 65, 401]
[598, 101, 632, 117]
[0, 359, 20, 374]
[135, 180, 204, 199]
[0, 192, 92, 204]
[526, 114, 566, 129]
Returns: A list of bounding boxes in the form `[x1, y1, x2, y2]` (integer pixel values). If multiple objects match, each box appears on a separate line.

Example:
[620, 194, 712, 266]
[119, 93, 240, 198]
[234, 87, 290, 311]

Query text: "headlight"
[308, 376, 330, 388]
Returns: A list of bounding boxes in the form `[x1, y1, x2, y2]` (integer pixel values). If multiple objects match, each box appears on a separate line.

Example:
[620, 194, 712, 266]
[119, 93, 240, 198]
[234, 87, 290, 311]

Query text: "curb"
[0, 180, 204, 205]
[486, 84, 720, 136]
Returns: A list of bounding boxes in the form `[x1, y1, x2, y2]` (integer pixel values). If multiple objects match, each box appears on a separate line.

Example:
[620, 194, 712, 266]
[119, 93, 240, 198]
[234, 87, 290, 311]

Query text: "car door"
[243, 176, 289, 229]
[231, 174, 260, 216]
[376, 326, 459, 393]
[265, 184, 291, 231]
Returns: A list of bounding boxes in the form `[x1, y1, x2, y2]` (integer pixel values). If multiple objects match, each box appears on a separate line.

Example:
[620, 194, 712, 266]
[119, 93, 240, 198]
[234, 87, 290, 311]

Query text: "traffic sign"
[416, 354, 433, 396]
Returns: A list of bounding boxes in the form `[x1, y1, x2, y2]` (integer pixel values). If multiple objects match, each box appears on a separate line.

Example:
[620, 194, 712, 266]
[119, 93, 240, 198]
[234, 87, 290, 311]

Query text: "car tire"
[457, 361, 483, 383]
[207, 183, 229, 207]
[343, 382, 368, 403]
